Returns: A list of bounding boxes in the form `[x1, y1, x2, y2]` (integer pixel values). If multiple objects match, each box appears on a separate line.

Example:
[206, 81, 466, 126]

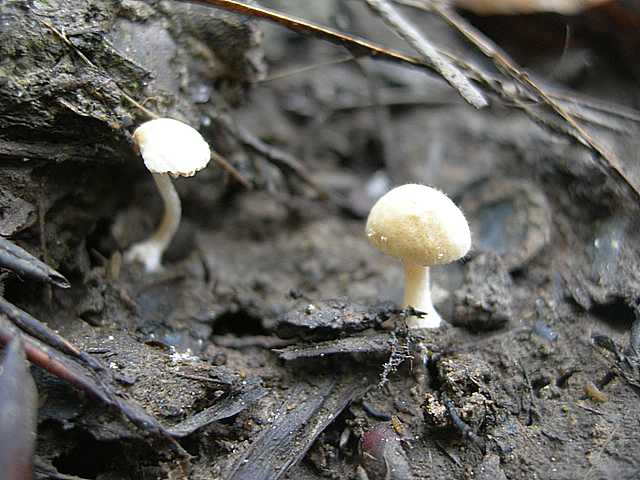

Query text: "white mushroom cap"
[366, 184, 471, 266]
[133, 118, 211, 177]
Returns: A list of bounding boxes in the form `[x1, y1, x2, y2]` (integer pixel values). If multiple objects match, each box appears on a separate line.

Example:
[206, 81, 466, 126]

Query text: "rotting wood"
[225, 375, 371, 480]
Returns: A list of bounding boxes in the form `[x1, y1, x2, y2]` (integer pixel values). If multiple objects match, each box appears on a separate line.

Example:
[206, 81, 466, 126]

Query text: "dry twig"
[214, 112, 326, 195]
[210, 150, 253, 189]
[363, 0, 487, 108]
[178, 0, 442, 74]
[0, 298, 102, 371]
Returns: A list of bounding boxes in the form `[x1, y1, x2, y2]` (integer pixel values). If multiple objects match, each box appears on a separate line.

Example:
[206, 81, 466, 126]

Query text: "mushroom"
[365, 184, 471, 328]
[125, 118, 211, 272]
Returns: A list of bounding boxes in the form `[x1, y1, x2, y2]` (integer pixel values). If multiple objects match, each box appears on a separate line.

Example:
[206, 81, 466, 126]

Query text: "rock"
[452, 252, 513, 331]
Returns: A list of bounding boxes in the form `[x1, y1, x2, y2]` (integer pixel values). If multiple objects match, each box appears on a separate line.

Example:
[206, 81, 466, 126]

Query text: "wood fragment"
[226, 376, 371, 479]
[441, 393, 483, 446]
[169, 380, 267, 438]
[364, 0, 487, 108]
[0, 297, 102, 371]
[276, 299, 397, 340]
[211, 334, 295, 349]
[214, 112, 326, 195]
[210, 150, 253, 189]
[178, 0, 432, 70]
[0, 236, 70, 289]
[0, 337, 37, 480]
[275, 333, 399, 361]
[576, 403, 605, 416]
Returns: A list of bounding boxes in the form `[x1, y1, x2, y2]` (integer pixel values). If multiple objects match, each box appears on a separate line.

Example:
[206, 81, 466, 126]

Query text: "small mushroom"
[125, 118, 211, 272]
[366, 184, 471, 328]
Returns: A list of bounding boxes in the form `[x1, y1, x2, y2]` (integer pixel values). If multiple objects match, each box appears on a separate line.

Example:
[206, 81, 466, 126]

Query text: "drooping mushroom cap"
[366, 184, 471, 266]
[133, 118, 211, 177]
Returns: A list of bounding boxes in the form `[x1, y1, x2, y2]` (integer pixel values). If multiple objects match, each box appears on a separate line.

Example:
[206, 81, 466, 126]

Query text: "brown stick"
[0, 298, 102, 371]
[214, 112, 325, 195]
[363, 0, 487, 108]
[210, 150, 253, 189]
[0, 320, 183, 450]
[177, 0, 432, 69]
[0, 337, 37, 480]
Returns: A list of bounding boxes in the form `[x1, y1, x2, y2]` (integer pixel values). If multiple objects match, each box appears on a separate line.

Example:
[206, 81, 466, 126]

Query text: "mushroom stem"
[125, 173, 181, 272]
[402, 263, 441, 328]
[150, 173, 182, 250]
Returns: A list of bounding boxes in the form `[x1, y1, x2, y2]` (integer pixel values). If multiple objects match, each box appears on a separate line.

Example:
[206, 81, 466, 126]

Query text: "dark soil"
[1, 1, 640, 479]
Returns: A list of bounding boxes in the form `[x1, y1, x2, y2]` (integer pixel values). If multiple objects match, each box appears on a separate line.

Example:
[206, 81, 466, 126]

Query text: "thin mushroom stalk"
[403, 264, 441, 329]
[124, 118, 211, 273]
[125, 173, 182, 272]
